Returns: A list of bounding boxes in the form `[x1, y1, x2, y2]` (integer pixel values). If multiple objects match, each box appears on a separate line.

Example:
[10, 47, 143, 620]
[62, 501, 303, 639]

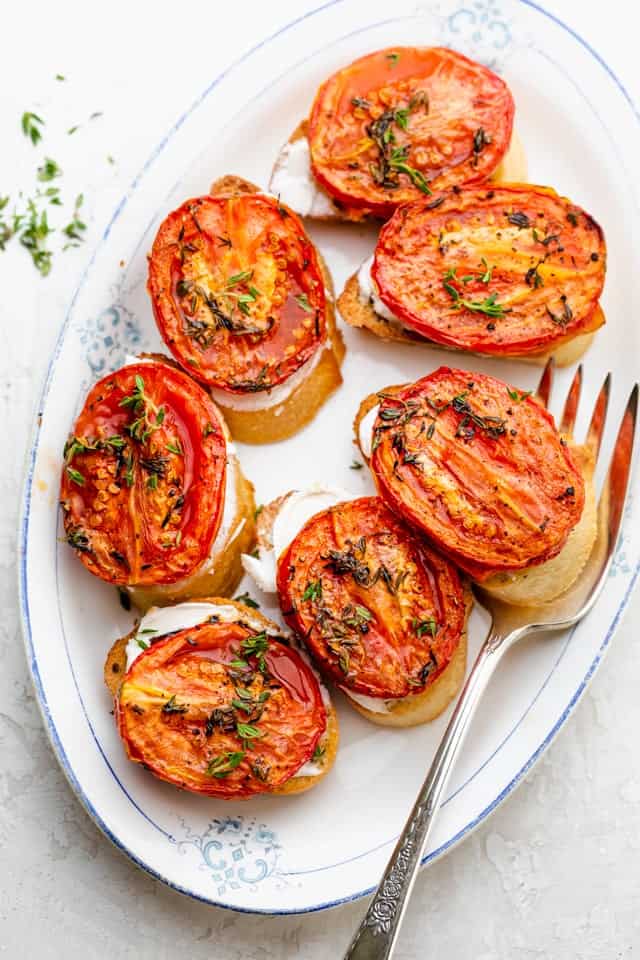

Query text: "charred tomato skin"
[148, 193, 326, 392]
[308, 46, 514, 217]
[117, 622, 327, 798]
[370, 367, 585, 580]
[372, 185, 606, 353]
[276, 496, 466, 698]
[60, 361, 227, 587]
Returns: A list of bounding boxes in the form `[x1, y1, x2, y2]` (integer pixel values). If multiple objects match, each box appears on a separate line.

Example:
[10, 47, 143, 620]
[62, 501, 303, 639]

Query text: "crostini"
[270, 46, 525, 221]
[242, 491, 469, 726]
[277, 496, 470, 727]
[355, 367, 596, 605]
[339, 184, 606, 366]
[147, 176, 344, 444]
[60, 359, 255, 611]
[105, 598, 338, 797]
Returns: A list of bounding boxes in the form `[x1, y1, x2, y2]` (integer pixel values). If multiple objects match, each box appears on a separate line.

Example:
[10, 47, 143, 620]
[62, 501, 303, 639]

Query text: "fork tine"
[599, 384, 638, 547]
[536, 357, 554, 407]
[585, 373, 611, 459]
[559, 364, 583, 435]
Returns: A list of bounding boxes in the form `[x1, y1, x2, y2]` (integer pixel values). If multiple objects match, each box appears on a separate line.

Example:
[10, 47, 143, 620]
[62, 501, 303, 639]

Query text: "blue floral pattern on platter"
[175, 816, 288, 895]
[77, 302, 148, 379]
[428, 0, 519, 70]
[610, 495, 634, 578]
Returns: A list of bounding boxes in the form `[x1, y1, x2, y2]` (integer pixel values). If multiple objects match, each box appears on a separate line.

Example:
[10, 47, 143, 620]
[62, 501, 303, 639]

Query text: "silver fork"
[344, 361, 638, 960]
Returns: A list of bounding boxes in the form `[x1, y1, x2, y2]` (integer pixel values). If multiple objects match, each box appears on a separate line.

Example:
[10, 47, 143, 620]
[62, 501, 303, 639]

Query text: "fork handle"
[344, 627, 509, 960]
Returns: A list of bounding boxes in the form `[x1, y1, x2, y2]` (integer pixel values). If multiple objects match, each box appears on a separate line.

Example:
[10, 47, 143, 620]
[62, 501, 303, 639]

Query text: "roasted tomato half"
[308, 46, 514, 218]
[276, 496, 466, 699]
[372, 185, 606, 354]
[370, 368, 585, 579]
[117, 621, 327, 797]
[60, 361, 227, 586]
[148, 193, 326, 392]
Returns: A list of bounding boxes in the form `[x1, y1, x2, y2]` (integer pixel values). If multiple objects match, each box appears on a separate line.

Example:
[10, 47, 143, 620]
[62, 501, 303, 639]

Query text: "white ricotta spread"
[356, 256, 398, 322]
[341, 688, 392, 715]
[241, 484, 354, 593]
[124, 600, 268, 669]
[269, 137, 336, 218]
[358, 404, 379, 460]
[209, 345, 323, 412]
[294, 757, 325, 778]
[208, 447, 240, 558]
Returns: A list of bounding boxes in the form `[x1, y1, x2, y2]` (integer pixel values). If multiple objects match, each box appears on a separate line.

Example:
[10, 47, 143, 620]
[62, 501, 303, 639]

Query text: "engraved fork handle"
[344, 626, 513, 960]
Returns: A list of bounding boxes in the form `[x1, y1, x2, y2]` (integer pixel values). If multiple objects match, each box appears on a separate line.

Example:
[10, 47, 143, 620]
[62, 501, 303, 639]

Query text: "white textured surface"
[2, 1, 639, 955]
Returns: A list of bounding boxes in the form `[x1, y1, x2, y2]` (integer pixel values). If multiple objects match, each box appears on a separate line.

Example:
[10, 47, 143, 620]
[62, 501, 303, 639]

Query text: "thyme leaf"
[66, 466, 85, 486]
[294, 292, 313, 313]
[234, 592, 260, 609]
[206, 751, 245, 778]
[37, 157, 62, 183]
[21, 112, 44, 146]
[302, 580, 323, 602]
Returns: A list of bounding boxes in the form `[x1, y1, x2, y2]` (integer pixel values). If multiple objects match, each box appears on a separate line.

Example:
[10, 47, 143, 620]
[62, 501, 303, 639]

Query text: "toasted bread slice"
[248, 490, 471, 728]
[269, 123, 527, 223]
[104, 597, 338, 796]
[354, 388, 598, 604]
[338, 272, 603, 367]
[206, 175, 345, 444]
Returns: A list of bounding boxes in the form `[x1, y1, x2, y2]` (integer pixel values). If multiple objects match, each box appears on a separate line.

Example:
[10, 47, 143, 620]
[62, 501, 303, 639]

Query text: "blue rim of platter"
[17, 0, 640, 914]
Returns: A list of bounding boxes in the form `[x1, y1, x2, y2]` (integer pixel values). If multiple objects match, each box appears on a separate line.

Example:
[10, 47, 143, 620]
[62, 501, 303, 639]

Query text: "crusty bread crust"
[104, 597, 338, 795]
[254, 492, 292, 555]
[207, 175, 345, 444]
[104, 631, 129, 698]
[209, 174, 260, 197]
[346, 587, 471, 728]
[338, 271, 602, 367]
[353, 385, 597, 604]
[269, 125, 527, 224]
[127, 454, 256, 612]
[338, 273, 426, 345]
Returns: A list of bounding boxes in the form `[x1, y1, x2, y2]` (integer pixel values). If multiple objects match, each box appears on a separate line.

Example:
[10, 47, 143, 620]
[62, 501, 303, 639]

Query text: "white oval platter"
[19, 0, 640, 915]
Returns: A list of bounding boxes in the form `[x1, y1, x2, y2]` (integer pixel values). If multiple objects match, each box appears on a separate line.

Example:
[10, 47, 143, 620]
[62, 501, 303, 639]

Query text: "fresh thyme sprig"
[16, 200, 55, 276]
[366, 105, 432, 195]
[119, 375, 166, 443]
[442, 270, 510, 318]
[62, 194, 86, 250]
[387, 146, 432, 195]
